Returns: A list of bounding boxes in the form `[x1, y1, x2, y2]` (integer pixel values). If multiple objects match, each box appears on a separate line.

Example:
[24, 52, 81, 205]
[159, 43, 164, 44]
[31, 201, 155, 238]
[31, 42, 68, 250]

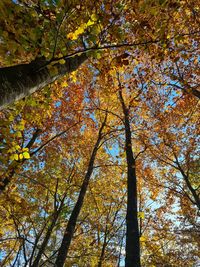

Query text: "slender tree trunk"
[0, 54, 87, 110]
[118, 87, 141, 267]
[30, 216, 58, 267]
[31, 198, 65, 267]
[54, 115, 107, 267]
[117, 227, 126, 267]
[176, 160, 200, 210]
[182, 174, 200, 210]
[98, 225, 108, 267]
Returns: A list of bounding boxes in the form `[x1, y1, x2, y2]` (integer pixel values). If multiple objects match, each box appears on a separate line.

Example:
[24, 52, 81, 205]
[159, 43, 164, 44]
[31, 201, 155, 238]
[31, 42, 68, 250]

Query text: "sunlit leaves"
[9, 147, 30, 161]
[138, 211, 145, 219]
[22, 151, 30, 159]
[67, 13, 99, 40]
[0, 0, 199, 266]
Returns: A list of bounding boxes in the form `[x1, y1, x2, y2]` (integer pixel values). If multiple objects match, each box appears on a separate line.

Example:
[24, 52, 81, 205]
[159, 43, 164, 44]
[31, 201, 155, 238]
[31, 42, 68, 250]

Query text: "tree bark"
[0, 54, 87, 110]
[190, 87, 200, 99]
[98, 225, 108, 267]
[175, 157, 200, 210]
[54, 115, 107, 267]
[118, 88, 141, 267]
[31, 199, 65, 267]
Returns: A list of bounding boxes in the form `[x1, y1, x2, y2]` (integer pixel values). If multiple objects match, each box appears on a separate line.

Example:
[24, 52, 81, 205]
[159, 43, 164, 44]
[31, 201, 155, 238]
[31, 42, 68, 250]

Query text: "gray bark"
[0, 54, 87, 110]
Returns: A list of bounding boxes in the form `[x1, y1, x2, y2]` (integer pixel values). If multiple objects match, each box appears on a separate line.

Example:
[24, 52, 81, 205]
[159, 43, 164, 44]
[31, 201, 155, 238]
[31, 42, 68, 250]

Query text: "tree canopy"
[0, 1, 199, 267]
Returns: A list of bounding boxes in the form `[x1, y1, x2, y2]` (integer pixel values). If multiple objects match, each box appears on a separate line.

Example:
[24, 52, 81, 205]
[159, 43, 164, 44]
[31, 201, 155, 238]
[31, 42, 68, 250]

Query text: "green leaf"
[59, 59, 66, 64]
[23, 152, 30, 159]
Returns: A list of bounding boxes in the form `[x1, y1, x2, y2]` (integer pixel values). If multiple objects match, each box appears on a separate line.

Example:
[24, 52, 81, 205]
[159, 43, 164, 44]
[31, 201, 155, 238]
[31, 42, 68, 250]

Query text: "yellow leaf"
[70, 71, 77, 83]
[94, 51, 102, 59]
[19, 154, 23, 160]
[67, 24, 86, 40]
[10, 154, 19, 161]
[75, 26, 85, 35]
[15, 131, 22, 138]
[140, 236, 146, 242]
[22, 148, 29, 152]
[15, 145, 21, 151]
[138, 211, 145, 219]
[86, 19, 95, 26]
[167, 34, 170, 39]
[91, 14, 98, 21]
[20, 119, 25, 125]
[9, 154, 15, 160]
[8, 148, 15, 153]
[23, 152, 30, 159]
[17, 124, 24, 131]
[14, 154, 19, 160]
[67, 32, 74, 40]
[9, 115, 14, 122]
[59, 59, 66, 64]
[62, 81, 68, 87]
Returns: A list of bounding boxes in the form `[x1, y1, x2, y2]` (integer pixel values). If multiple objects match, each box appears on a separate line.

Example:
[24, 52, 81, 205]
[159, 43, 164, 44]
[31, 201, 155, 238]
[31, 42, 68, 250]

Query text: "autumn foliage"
[0, 1, 199, 266]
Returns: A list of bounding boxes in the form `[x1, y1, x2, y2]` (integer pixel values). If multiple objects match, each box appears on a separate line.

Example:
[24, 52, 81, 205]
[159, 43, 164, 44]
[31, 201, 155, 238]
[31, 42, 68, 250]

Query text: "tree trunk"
[30, 215, 58, 267]
[31, 197, 65, 267]
[118, 88, 141, 267]
[190, 88, 200, 99]
[54, 115, 107, 267]
[0, 54, 87, 110]
[98, 225, 108, 267]
[176, 160, 200, 210]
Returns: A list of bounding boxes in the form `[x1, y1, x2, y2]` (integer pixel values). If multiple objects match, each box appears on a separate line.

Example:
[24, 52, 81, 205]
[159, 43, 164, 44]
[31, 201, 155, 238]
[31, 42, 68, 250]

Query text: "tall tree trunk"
[118, 87, 141, 267]
[117, 227, 126, 267]
[55, 115, 107, 267]
[98, 225, 108, 267]
[30, 213, 58, 267]
[31, 195, 66, 267]
[0, 54, 87, 110]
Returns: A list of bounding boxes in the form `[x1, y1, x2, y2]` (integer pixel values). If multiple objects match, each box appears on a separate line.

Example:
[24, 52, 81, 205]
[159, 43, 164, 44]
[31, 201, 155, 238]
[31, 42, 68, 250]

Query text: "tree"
[0, 0, 199, 110]
[0, 54, 87, 110]
[1, 1, 200, 266]
[55, 113, 107, 266]
[117, 75, 141, 266]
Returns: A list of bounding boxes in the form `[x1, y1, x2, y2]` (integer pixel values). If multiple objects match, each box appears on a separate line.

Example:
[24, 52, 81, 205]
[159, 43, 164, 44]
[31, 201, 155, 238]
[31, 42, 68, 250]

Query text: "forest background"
[0, 0, 199, 266]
